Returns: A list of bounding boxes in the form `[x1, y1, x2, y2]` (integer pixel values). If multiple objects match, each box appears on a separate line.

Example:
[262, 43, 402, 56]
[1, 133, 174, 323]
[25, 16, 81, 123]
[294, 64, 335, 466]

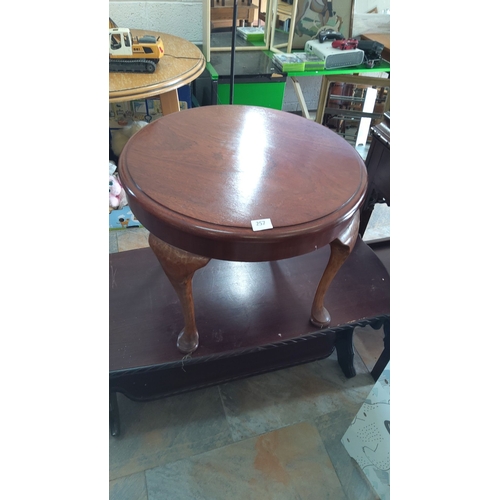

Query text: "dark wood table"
[118, 105, 368, 354]
[110, 240, 390, 435]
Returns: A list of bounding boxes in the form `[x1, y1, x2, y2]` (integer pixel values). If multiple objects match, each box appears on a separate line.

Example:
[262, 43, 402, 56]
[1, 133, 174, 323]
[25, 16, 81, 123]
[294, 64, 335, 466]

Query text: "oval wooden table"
[119, 105, 368, 353]
[109, 31, 205, 115]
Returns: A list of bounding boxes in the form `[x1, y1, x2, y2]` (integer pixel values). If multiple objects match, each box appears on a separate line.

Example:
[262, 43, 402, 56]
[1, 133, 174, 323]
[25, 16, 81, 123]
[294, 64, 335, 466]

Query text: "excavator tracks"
[109, 58, 157, 74]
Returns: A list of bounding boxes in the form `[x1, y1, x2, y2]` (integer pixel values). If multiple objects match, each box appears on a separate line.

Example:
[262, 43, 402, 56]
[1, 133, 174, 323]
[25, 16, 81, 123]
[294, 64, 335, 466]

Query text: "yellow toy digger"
[109, 18, 164, 73]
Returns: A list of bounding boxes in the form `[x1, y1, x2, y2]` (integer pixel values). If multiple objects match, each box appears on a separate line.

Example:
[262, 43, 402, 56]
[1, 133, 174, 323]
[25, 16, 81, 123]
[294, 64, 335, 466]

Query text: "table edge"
[109, 59, 206, 103]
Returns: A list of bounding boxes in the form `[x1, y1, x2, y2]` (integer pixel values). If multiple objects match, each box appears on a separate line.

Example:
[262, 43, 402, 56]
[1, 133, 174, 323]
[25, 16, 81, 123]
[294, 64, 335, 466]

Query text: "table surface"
[109, 30, 205, 103]
[109, 239, 389, 372]
[285, 57, 390, 77]
[119, 105, 367, 262]
[206, 50, 286, 81]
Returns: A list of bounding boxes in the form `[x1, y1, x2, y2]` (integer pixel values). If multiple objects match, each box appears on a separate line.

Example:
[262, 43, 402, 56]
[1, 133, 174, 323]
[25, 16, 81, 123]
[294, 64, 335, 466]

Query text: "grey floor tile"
[315, 409, 380, 500]
[362, 204, 390, 242]
[110, 471, 148, 500]
[353, 324, 385, 373]
[116, 226, 150, 252]
[146, 421, 346, 500]
[109, 230, 119, 254]
[109, 388, 233, 481]
[218, 351, 375, 442]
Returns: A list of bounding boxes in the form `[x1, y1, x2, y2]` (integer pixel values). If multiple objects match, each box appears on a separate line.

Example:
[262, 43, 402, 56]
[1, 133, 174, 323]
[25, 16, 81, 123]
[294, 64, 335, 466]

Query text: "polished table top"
[119, 105, 368, 261]
[109, 30, 205, 103]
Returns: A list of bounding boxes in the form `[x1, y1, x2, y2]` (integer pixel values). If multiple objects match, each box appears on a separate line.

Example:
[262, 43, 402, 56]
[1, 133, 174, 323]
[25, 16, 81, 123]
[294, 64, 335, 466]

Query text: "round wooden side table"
[109, 30, 205, 115]
[119, 105, 368, 353]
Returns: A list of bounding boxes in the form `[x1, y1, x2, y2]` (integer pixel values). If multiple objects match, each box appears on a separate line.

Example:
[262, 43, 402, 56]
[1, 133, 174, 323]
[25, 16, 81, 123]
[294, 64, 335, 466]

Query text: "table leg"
[159, 90, 180, 115]
[149, 234, 210, 353]
[371, 318, 390, 381]
[109, 392, 120, 437]
[310, 211, 360, 328]
[335, 328, 356, 378]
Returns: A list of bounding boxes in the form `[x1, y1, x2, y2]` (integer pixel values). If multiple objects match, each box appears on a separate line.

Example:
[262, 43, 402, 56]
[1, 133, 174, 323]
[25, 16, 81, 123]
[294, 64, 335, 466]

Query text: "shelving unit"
[314, 71, 390, 145]
[321, 79, 389, 146]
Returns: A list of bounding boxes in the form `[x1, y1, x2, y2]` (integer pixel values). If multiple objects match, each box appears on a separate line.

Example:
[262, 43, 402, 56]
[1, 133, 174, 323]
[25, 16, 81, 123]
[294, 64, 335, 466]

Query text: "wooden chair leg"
[371, 318, 390, 381]
[336, 328, 356, 378]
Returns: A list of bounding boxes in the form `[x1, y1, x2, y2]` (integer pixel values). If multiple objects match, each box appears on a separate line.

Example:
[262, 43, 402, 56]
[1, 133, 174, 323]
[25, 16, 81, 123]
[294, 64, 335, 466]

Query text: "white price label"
[251, 218, 273, 231]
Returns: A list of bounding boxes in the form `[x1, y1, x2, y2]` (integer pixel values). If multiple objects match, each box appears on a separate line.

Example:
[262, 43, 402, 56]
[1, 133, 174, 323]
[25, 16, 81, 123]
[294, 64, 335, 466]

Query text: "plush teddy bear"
[111, 120, 149, 157]
[109, 174, 127, 211]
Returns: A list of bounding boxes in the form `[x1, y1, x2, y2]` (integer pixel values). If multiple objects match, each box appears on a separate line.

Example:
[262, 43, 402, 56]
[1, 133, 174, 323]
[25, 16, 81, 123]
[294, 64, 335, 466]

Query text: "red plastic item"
[332, 39, 359, 50]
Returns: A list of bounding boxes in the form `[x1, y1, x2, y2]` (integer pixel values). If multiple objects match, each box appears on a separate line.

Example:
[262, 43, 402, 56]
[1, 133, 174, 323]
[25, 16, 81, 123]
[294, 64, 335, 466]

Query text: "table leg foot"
[310, 212, 360, 328]
[109, 392, 120, 437]
[149, 234, 210, 354]
[177, 328, 198, 354]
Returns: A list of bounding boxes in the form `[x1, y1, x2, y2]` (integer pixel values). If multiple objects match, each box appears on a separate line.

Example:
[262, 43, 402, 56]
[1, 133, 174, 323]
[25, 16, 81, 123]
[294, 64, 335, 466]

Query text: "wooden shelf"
[211, 2, 258, 28]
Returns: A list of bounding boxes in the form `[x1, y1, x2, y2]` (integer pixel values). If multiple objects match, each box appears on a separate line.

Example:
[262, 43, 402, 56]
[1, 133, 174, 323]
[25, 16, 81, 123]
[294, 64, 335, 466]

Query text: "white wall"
[109, 0, 204, 43]
[282, 77, 322, 113]
[354, 0, 390, 14]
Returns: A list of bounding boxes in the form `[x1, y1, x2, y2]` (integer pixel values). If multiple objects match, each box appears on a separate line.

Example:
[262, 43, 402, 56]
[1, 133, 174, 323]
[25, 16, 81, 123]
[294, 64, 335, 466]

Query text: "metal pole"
[230, 0, 238, 104]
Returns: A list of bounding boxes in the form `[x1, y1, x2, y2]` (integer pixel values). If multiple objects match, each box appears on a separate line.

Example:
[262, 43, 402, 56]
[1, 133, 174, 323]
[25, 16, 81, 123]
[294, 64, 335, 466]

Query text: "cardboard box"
[109, 85, 192, 128]
[109, 206, 142, 230]
[109, 102, 133, 128]
[341, 362, 390, 499]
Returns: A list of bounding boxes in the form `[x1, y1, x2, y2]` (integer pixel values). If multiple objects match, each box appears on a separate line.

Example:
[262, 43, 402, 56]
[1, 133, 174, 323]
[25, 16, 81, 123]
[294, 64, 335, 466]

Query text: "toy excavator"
[109, 18, 164, 73]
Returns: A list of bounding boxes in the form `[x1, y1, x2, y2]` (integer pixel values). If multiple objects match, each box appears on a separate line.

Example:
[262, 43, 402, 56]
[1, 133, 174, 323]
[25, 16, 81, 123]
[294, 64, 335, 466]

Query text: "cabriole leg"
[149, 233, 210, 354]
[109, 392, 120, 437]
[310, 211, 360, 328]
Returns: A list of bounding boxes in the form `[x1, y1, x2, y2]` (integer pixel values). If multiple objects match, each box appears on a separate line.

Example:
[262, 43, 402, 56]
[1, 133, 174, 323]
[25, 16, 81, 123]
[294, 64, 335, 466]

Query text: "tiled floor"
[109, 336, 384, 500]
[109, 141, 390, 499]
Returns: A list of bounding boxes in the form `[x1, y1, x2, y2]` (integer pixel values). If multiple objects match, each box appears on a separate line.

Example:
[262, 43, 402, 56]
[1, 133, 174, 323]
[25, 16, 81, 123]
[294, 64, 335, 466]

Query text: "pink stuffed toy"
[109, 174, 127, 210]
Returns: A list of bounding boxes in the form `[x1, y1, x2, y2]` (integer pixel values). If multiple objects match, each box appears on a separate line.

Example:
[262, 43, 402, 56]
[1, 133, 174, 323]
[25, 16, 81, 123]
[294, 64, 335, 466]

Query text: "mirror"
[203, 0, 297, 59]
[202, 1, 390, 61]
[267, 0, 366, 54]
[205, 0, 270, 59]
[268, 0, 298, 53]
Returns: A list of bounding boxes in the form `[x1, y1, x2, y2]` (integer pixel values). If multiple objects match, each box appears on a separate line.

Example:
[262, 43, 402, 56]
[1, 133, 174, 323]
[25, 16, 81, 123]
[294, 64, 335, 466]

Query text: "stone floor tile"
[353, 324, 385, 373]
[146, 421, 346, 500]
[362, 204, 390, 242]
[116, 227, 150, 252]
[109, 230, 119, 254]
[109, 471, 148, 500]
[109, 387, 233, 481]
[218, 351, 375, 442]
